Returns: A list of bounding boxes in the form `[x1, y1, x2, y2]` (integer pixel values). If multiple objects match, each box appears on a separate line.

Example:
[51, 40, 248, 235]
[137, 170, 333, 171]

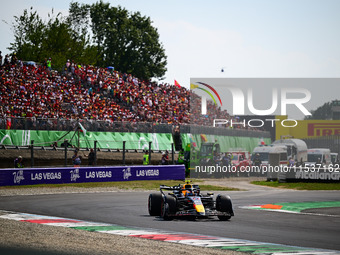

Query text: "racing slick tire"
[148, 193, 163, 216]
[216, 195, 234, 221]
[161, 195, 176, 220]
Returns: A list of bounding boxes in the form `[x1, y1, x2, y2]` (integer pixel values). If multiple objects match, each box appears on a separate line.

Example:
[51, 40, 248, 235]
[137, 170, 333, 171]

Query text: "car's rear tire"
[216, 195, 234, 221]
[148, 193, 162, 216]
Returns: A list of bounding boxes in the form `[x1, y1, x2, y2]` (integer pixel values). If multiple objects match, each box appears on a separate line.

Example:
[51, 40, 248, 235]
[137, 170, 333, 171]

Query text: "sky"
[1, 0, 340, 117]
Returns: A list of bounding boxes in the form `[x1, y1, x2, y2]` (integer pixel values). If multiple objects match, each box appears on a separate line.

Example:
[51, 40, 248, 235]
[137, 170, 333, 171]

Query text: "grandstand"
[0, 60, 190, 124]
[0, 58, 250, 128]
[0, 57, 271, 168]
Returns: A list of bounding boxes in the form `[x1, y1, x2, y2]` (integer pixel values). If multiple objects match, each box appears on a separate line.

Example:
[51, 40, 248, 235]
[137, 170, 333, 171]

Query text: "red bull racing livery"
[148, 181, 234, 220]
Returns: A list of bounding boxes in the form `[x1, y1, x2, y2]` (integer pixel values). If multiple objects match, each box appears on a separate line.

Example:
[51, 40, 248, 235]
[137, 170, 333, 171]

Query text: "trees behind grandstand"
[8, 7, 97, 71]
[304, 101, 333, 120]
[8, 1, 167, 80]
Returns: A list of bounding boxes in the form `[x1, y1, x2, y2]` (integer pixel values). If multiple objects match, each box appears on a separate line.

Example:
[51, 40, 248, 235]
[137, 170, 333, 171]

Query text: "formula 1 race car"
[148, 181, 234, 220]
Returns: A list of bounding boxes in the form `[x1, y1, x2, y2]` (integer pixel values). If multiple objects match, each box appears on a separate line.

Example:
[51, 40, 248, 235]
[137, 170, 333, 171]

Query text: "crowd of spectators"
[0, 52, 260, 131]
[0, 54, 191, 125]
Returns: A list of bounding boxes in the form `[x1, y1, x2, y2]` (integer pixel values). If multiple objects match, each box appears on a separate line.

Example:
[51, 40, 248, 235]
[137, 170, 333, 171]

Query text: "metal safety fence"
[303, 135, 340, 154]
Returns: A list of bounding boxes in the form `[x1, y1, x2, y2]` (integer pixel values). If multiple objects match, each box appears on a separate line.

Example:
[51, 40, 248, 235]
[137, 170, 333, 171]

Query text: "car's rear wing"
[160, 185, 181, 191]
[159, 184, 201, 195]
[159, 184, 182, 195]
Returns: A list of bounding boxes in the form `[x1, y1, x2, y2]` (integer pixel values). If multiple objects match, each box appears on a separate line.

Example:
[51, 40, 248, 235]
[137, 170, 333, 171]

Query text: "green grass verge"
[251, 181, 340, 190]
[0, 179, 239, 191]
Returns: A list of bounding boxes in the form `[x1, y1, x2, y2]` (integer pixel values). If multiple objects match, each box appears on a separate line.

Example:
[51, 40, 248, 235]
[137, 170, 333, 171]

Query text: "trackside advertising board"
[275, 115, 340, 140]
[0, 165, 185, 186]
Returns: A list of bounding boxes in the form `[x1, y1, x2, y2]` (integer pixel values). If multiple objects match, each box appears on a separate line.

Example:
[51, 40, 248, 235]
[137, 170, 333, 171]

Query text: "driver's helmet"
[182, 184, 195, 196]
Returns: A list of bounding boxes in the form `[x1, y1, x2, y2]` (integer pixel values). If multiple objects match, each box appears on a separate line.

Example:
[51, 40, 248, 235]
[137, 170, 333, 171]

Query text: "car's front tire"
[161, 195, 176, 220]
[216, 195, 234, 221]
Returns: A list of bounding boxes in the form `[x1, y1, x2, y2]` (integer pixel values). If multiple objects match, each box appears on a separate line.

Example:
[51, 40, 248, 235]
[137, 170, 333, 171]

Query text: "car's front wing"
[168, 208, 231, 217]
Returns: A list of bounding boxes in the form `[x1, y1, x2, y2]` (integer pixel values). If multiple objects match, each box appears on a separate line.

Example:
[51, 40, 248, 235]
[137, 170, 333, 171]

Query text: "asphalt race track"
[1, 188, 340, 252]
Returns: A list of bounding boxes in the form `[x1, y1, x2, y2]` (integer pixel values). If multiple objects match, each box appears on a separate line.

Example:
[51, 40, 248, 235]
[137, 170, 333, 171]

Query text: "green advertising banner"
[0, 130, 174, 151]
[0, 129, 270, 153]
[188, 134, 271, 153]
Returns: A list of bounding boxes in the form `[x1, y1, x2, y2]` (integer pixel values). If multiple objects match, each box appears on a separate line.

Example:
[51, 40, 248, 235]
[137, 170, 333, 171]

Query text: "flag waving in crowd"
[174, 80, 181, 88]
[78, 123, 87, 137]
